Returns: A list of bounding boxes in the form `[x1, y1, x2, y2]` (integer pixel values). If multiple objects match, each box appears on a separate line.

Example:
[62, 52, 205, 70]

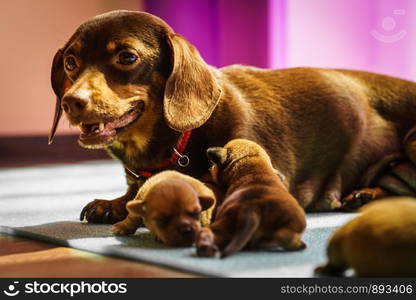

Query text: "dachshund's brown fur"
[50, 10, 416, 224]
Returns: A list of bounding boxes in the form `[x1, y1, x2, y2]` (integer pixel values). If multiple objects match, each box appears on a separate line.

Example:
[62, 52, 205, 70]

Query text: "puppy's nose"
[61, 95, 89, 117]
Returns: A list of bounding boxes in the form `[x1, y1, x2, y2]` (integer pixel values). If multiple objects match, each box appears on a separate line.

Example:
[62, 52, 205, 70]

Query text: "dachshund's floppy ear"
[163, 34, 222, 132]
[49, 49, 71, 144]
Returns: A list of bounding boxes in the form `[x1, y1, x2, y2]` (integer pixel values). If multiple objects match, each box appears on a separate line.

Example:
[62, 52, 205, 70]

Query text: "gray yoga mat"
[0, 160, 357, 277]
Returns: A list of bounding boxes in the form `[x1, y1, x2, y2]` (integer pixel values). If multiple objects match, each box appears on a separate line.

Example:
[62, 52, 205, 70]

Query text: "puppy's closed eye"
[155, 215, 171, 228]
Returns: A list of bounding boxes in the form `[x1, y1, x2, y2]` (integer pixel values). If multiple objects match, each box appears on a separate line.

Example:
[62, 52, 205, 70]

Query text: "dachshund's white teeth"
[89, 123, 105, 134]
[90, 124, 100, 133]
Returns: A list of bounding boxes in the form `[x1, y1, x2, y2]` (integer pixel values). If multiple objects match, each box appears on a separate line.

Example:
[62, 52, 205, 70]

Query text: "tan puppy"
[316, 197, 416, 277]
[196, 139, 306, 258]
[112, 171, 215, 246]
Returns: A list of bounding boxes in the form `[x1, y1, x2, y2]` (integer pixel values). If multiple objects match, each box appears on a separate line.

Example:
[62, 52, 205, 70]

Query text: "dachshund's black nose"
[62, 95, 89, 117]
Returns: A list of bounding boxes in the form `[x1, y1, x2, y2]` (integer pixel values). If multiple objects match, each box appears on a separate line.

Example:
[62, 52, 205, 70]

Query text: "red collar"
[124, 130, 192, 180]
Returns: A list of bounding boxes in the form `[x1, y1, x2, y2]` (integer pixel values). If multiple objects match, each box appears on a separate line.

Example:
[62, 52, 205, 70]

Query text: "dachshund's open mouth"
[78, 101, 144, 147]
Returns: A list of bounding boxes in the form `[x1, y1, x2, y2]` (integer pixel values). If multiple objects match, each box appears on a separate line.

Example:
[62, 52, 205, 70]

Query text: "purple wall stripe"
[145, 0, 271, 68]
[145, 0, 416, 79]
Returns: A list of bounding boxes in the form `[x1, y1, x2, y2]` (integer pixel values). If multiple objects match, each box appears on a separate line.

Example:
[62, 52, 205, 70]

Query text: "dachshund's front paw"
[340, 190, 374, 212]
[80, 199, 127, 224]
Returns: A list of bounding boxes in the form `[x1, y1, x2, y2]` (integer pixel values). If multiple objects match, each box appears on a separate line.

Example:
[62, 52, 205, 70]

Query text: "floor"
[0, 234, 193, 277]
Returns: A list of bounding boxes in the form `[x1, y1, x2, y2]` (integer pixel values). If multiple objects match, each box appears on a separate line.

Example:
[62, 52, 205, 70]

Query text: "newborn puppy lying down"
[196, 139, 307, 258]
[112, 171, 216, 246]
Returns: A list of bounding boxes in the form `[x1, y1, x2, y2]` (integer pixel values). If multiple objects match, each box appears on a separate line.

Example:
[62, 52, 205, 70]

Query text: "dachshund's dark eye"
[64, 56, 77, 71]
[188, 211, 200, 220]
[117, 51, 138, 65]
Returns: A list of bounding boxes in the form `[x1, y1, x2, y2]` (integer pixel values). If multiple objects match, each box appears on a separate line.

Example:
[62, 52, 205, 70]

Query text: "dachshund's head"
[50, 10, 221, 149]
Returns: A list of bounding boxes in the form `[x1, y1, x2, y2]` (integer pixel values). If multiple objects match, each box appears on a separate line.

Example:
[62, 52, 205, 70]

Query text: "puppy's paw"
[196, 228, 220, 257]
[297, 240, 307, 250]
[112, 222, 135, 235]
[80, 199, 127, 224]
[196, 243, 220, 258]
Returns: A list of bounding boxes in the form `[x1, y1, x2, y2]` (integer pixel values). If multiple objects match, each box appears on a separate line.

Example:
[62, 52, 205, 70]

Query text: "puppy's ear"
[206, 147, 228, 166]
[198, 196, 215, 211]
[127, 201, 146, 217]
[49, 49, 71, 144]
[163, 33, 222, 131]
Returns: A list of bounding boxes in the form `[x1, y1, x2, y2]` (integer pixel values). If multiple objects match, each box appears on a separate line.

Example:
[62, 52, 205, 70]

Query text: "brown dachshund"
[196, 139, 306, 257]
[50, 10, 416, 224]
[112, 170, 216, 246]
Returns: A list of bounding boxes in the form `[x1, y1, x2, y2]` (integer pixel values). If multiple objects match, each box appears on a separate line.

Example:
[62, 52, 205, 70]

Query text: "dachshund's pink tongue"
[79, 109, 140, 145]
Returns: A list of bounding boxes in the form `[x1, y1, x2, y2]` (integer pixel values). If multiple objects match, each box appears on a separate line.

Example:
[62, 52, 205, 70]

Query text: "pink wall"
[0, 0, 142, 136]
[283, 0, 416, 80]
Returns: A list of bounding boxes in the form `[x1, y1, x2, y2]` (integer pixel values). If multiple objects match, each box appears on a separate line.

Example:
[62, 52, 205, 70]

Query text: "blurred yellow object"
[316, 197, 416, 277]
